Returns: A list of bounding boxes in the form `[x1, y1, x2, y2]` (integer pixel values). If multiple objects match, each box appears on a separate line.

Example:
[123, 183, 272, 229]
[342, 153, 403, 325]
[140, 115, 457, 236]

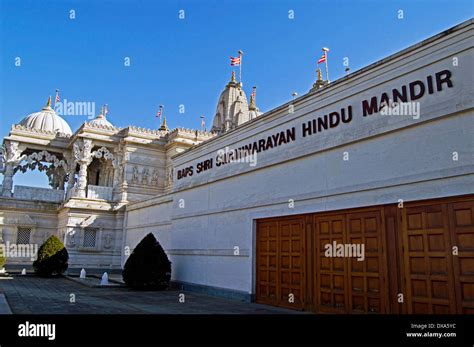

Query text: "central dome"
[19, 97, 72, 135]
[211, 71, 250, 133]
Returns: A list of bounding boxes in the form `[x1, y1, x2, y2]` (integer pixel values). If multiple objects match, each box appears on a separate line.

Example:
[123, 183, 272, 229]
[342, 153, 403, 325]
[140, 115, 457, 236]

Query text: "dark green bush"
[0, 247, 5, 269]
[123, 233, 171, 290]
[33, 235, 69, 276]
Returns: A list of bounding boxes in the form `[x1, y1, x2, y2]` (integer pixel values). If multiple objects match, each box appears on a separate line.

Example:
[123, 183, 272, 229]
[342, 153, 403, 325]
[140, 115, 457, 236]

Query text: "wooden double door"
[255, 195, 474, 314]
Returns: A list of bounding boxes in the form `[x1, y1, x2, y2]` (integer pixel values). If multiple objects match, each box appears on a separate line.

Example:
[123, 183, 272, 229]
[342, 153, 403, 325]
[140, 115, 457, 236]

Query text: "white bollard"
[21, 268, 26, 275]
[80, 268, 86, 279]
[100, 272, 109, 285]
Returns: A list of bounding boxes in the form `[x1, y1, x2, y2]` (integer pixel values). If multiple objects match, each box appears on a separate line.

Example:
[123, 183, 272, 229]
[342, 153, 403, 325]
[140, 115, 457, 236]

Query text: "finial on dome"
[311, 68, 326, 92]
[249, 86, 257, 110]
[159, 115, 169, 131]
[46, 96, 52, 108]
[100, 104, 108, 118]
[231, 70, 236, 82]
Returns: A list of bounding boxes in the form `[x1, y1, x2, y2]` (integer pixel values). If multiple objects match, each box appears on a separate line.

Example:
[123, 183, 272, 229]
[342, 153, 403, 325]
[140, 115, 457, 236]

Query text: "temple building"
[1, 19, 473, 314]
[0, 70, 262, 269]
[0, 101, 216, 268]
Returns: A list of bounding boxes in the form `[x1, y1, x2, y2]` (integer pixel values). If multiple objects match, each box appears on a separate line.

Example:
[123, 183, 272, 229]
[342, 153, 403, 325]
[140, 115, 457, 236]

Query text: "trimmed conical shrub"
[123, 233, 171, 290]
[33, 235, 69, 276]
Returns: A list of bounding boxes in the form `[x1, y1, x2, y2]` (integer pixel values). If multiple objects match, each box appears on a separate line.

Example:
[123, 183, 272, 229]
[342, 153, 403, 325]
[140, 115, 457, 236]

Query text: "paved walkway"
[0, 274, 296, 314]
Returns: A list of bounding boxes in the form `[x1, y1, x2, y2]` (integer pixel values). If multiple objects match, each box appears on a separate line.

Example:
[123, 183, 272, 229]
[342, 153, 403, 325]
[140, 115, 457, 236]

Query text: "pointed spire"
[311, 68, 326, 92]
[249, 86, 257, 110]
[42, 95, 53, 111]
[159, 115, 169, 131]
[227, 70, 238, 87]
[158, 105, 168, 131]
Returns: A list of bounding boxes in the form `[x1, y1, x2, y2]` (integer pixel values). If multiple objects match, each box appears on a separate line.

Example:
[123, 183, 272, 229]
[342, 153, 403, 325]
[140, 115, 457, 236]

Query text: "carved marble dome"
[211, 71, 250, 133]
[19, 97, 72, 135]
[88, 112, 113, 128]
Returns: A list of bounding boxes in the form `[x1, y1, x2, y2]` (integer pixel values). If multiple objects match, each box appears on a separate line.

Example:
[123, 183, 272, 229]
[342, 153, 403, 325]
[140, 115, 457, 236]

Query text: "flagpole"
[322, 47, 329, 82]
[238, 50, 243, 86]
[55, 89, 59, 108]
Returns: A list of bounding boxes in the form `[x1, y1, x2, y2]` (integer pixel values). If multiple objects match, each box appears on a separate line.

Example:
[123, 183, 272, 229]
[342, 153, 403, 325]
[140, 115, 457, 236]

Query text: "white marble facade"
[0, 103, 214, 269]
[124, 20, 474, 297]
[1, 19, 473, 297]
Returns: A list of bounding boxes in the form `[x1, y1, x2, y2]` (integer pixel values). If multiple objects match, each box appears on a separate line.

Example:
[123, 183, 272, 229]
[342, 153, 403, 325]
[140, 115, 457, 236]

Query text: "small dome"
[19, 97, 72, 135]
[249, 108, 263, 120]
[88, 113, 113, 128]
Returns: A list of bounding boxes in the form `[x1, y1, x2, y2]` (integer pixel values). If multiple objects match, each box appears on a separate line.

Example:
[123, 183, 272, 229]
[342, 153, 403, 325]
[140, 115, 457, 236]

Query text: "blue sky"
[0, 0, 472, 187]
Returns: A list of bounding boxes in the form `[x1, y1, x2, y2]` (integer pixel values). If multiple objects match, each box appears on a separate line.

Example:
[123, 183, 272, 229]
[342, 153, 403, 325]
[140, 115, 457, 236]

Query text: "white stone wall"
[58, 206, 126, 270]
[13, 185, 64, 203]
[124, 21, 474, 295]
[124, 146, 166, 202]
[123, 195, 173, 267]
[0, 201, 60, 266]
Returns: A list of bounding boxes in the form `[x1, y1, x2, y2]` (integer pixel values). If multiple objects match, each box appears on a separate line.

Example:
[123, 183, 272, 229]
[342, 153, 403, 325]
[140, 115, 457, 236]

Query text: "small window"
[17, 227, 31, 245]
[83, 228, 98, 248]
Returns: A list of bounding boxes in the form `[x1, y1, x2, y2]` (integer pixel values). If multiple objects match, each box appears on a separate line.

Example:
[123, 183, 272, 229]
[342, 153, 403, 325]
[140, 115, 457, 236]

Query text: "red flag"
[230, 56, 241, 66]
[156, 105, 163, 118]
[317, 53, 326, 64]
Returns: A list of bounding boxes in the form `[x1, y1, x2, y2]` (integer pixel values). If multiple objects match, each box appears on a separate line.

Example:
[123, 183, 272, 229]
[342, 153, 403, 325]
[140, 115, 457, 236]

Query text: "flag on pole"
[251, 87, 256, 99]
[156, 105, 163, 118]
[317, 54, 326, 64]
[230, 56, 241, 66]
[200, 115, 205, 129]
[156, 105, 164, 126]
[55, 89, 60, 103]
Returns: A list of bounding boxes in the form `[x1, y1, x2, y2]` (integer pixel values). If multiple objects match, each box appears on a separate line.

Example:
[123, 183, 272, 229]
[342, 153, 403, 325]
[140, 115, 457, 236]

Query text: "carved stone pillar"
[112, 142, 127, 202]
[75, 162, 89, 198]
[72, 139, 93, 198]
[1, 163, 14, 197]
[1, 141, 24, 197]
[65, 165, 76, 198]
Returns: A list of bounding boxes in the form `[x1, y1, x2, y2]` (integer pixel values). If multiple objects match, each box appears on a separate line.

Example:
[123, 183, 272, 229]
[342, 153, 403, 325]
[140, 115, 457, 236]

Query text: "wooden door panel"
[313, 210, 388, 313]
[256, 195, 473, 314]
[256, 218, 305, 309]
[346, 211, 388, 313]
[449, 200, 474, 313]
[314, 215, 348, 313]
[256, 221, 278, 305]
[402, 204, 456, 313]
[278, 219, 305, 309]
